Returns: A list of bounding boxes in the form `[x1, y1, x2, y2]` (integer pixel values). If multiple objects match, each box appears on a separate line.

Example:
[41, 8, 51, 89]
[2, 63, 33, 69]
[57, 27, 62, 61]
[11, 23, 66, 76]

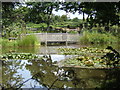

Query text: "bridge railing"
[25, 33, 80, 43]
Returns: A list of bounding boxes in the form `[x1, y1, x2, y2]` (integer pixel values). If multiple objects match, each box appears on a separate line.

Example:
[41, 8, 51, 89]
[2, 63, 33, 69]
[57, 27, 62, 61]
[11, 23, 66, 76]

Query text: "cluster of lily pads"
[63, 56, 107, 68]
[0, 53, 38, 60]
[58, 47, 120, 68]
[58, 47, 111, 55]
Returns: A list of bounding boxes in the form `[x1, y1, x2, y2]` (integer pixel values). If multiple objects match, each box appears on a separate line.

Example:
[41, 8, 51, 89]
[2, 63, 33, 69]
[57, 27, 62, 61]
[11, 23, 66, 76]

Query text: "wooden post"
[45, 32, 48, 55]
[66, 29, 68, 47]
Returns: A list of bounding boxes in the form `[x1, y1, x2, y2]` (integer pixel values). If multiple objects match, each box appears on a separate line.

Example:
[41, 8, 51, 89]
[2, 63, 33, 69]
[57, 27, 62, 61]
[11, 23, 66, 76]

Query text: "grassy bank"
[80, 31, 118, 44]
[1, 35, 40, 47]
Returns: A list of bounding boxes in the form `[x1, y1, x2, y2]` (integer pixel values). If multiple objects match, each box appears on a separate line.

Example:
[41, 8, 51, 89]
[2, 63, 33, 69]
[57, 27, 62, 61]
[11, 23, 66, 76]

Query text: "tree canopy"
[2, 2, 120, 28]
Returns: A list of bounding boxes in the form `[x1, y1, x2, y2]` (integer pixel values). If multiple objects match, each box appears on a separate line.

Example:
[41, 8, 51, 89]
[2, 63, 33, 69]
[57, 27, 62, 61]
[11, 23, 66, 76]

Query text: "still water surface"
[2, 58, 120, 89]
[2, 44, 120, 54]
[1, 44, 120, 89]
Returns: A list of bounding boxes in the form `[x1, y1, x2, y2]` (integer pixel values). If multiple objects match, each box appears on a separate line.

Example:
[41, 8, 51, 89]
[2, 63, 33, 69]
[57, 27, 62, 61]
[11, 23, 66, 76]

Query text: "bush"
[80, 31, 118, 44]
[0, 34, 40, 47]
[27, 23, 47, 28]
[1, 39, 18, 47]
[17, 34, 39, 47]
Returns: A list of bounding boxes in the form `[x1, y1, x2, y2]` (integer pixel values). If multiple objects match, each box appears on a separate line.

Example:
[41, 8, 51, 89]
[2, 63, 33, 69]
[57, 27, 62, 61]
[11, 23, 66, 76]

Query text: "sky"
[52, 9, 88, 19]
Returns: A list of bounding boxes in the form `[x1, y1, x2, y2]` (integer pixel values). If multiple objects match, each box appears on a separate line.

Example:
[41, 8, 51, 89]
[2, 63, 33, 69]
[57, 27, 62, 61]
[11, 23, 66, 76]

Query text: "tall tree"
[26, 2, 60, 30]
[2, 2, 15, 27]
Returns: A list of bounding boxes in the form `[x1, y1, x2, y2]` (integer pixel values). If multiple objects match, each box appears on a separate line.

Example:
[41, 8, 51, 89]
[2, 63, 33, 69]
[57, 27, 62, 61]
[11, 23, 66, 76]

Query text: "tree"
[61, 15, 68, 21]
[72, 17, 79, 22]
[2, 2, 15, 27]
[26, 2, 60, 30]
[53, 15, 61, 22]
[82, 2, 120, 27]
[13, 6, 29, 34]
[60, 2, 120, 27]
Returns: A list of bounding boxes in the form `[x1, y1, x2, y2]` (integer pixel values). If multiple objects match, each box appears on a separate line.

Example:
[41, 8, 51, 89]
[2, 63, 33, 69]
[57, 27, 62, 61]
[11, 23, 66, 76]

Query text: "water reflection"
[2, 47, 40, 54]
[1, 60, 24, 89]
[1, 55, 120, 89]
[2, 44, 120, 55]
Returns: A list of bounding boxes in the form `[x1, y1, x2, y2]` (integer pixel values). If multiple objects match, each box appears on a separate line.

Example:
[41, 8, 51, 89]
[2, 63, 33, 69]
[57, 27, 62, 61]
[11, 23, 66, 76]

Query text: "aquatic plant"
[17, 34, 40, 47]
[0, 53, 38, 60]
[62, 55, 120, 68]
[58, 47, 111, 55]
[58, 46, 120, 68]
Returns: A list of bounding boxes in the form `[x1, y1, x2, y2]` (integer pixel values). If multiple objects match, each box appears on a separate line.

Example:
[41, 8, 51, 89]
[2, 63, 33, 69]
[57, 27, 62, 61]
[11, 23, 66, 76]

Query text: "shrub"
[0, 34, 40, 47]
[80, 31, 118, 44]
[17, 34, 39, 47]
[1, 38, 18, 47]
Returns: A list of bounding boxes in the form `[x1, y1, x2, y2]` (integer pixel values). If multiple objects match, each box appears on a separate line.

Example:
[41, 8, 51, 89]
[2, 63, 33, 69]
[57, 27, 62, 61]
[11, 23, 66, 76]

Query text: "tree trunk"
[83, 12, 85, 21]
[47, 15, 51, 31]
[86, 14, 90, 22]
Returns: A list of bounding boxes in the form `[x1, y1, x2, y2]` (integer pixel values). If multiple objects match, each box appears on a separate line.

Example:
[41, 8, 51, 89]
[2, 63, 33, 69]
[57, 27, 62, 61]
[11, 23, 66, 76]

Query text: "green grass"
[1, 38, 18, 47]
[18, 34, 40, 47]
[0, 35, 40, 47]
[80, 31, 118, 44]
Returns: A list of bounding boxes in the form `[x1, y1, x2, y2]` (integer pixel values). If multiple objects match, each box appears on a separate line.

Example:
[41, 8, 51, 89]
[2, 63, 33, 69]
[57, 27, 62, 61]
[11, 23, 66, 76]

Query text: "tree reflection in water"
[101, 69, 120, 89]
[1, 55, 120, 89]
[1, 60, 25, 89]
[26, 55, 120, 89]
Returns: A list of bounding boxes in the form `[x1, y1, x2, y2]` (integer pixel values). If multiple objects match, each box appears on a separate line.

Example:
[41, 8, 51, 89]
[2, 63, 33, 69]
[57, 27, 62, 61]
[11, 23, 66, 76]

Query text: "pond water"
[1, 57, 120, 89]
[2, 44, 120, 54]
[1, 44, 120, 89]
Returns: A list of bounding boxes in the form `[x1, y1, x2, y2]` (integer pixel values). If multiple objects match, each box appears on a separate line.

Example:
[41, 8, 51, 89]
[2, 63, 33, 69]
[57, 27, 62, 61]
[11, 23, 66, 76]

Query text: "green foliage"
[72, 17, 80, 22]
[63, 55, 120, 68]
[27, 23, 47, 28]
[80, 31, 118, 44]
[0, 53, 38, 60]
[2, 2, 120, 29]
[2, 22, 24, 39]
[53, 21, 80, 29]
[2, 2, 15, 26]
[68, 31, 78, 34]
[58, 47, 110, 55]
[1, 39, 18, 47]
[60, 15, 68, 21]
[58, 47, 120, 68]
[64, 56, 104, 68]
[18, 35, 39, 47]
[0, 35, 40, 47]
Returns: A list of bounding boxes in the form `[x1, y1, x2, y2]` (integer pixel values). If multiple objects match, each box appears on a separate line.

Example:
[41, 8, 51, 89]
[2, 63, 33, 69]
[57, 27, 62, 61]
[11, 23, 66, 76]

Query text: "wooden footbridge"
[26, 33, 81, 44]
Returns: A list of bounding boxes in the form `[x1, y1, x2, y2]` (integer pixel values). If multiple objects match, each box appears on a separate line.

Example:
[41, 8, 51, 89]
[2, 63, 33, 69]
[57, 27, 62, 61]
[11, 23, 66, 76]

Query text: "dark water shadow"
[1, 55, 120, 89]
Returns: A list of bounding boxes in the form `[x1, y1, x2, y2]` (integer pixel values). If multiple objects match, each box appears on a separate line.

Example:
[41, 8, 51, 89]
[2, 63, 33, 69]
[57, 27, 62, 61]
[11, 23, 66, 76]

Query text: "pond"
[1, 45, 81, 55]
[1, 56, 120, 89]
[1, 44, 120, 89]
[2, 44, 120, 54]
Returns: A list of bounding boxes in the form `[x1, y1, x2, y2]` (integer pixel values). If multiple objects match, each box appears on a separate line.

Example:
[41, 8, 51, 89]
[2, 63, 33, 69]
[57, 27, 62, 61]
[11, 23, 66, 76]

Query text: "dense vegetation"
[2, 2, 120, 35]
[58, 47, 111, 55]
[1, 2, 120, 89]
[1, 2, 120, 47]
[1, 1, 120, 67]
[0, 53, 38, 60]
[58, 47, 120, 68]
[80, 31, 118, 44]
[0, 35, 39, 47]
